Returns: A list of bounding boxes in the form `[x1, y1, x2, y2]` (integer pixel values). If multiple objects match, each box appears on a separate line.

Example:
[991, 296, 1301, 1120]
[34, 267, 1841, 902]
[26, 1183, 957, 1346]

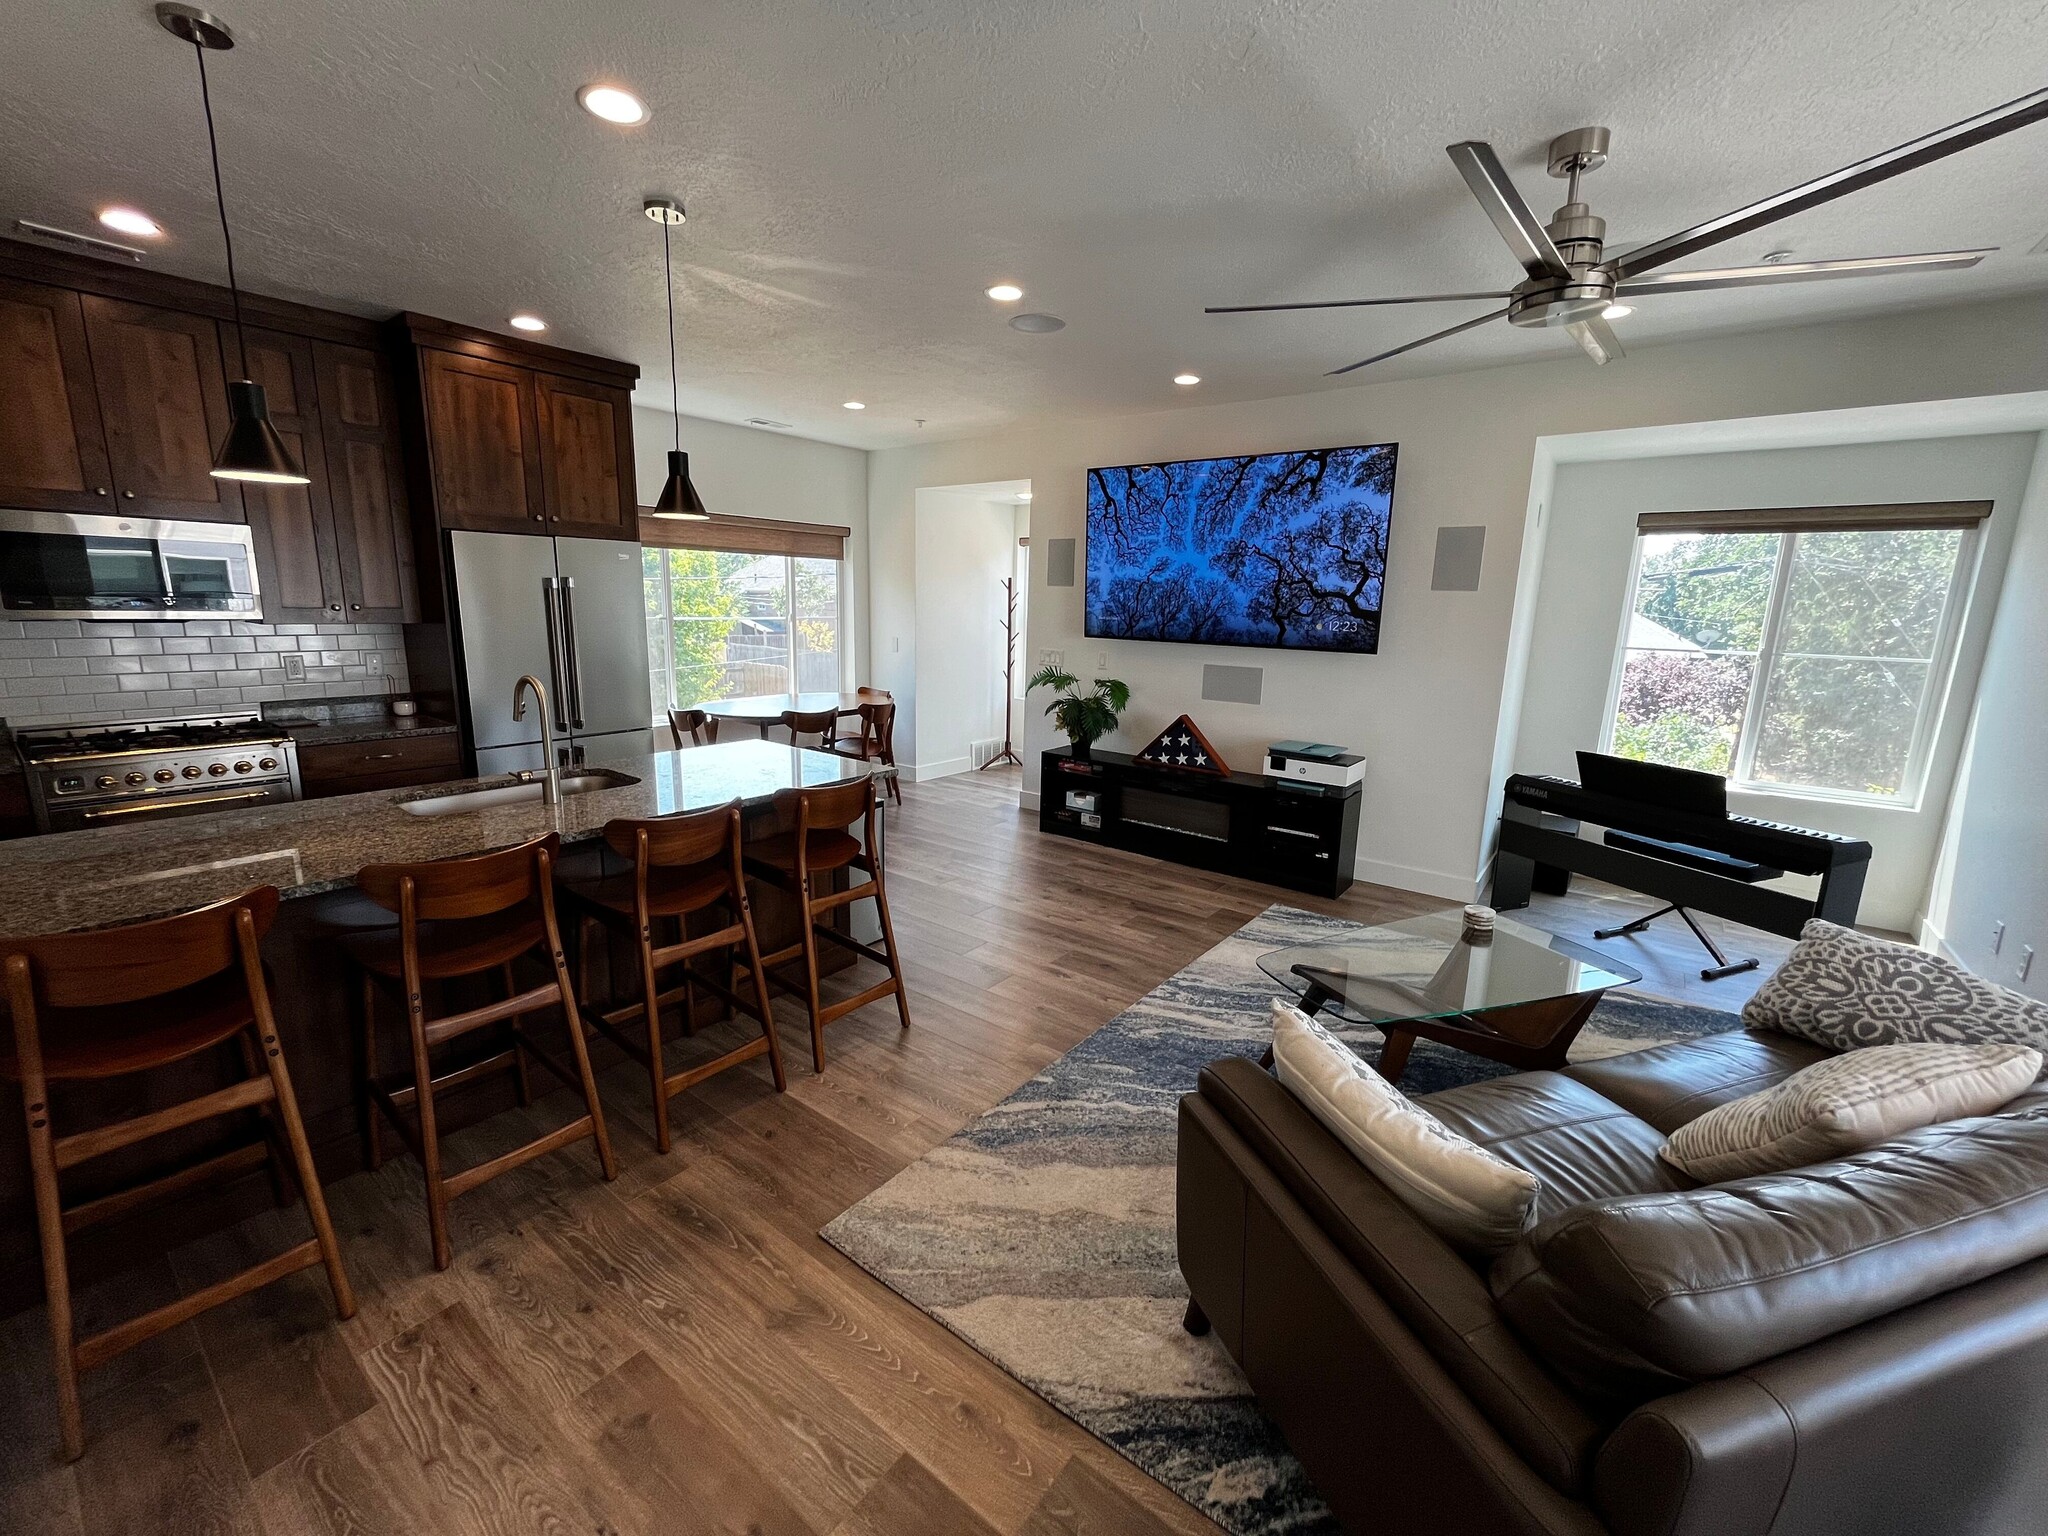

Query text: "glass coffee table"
[1258, 909, 1641, 1084]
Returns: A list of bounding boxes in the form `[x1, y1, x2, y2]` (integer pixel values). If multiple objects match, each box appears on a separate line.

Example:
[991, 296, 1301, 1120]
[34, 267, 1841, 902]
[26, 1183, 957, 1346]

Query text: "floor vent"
[969, 738, 1003, 768]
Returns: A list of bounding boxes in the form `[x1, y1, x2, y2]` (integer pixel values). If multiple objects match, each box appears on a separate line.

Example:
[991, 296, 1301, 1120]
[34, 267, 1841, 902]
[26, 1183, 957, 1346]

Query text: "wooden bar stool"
[776, 706, 843, 750]
[668, 707, 717, 748]
[743, 778, 912, 1072]
[830, 700, 903, 805]
[346, 833, 615, 1271]
[559, 802, 786, 1153]
[2, 887, 355, 1461]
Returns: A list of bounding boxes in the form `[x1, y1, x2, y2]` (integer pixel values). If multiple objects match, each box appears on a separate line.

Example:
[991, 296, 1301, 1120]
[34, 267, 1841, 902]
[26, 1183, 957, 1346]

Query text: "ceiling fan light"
[210, 380, 309, 483]
[649, 449, 709, 519]
[1601, 303, 1634, 319]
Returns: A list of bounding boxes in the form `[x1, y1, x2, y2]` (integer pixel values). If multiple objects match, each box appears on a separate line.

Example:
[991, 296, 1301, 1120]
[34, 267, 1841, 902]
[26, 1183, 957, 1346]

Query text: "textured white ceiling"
[6, 1, 2048, 449]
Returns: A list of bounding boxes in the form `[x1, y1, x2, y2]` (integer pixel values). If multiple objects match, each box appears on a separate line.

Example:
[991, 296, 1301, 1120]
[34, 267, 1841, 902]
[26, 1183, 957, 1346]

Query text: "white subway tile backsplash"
[1, 619, 408, 725]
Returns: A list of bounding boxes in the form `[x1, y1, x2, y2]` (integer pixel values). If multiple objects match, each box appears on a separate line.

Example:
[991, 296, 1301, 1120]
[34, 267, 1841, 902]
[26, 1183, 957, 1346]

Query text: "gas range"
[18, 712, 301, 833]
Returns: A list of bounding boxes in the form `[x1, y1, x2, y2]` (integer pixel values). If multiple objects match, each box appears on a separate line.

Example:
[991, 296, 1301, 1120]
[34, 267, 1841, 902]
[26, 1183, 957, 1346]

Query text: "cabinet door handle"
[349, 603, 362, 611]
[95, 487, 108, 496]
[122, 490, 135, 499]
[329, 603, 342, 612]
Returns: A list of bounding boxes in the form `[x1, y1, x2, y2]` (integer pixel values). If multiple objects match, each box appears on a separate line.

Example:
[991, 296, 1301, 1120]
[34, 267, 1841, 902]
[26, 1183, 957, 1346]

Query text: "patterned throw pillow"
[1269, 1000, 1540, 1255]
[1744, 919, 2048, 1061]
[1661, 1042, 2041, 1181]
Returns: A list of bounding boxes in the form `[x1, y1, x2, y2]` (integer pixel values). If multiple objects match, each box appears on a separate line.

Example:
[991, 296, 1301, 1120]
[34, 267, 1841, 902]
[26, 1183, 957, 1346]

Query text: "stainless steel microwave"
[0, 509, 263, 622]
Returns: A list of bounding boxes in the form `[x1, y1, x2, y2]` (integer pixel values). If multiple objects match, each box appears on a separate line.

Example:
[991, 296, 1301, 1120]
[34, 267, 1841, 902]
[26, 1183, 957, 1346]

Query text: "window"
[1608, 504, 1985, 804]
[644, 550, 841, 714]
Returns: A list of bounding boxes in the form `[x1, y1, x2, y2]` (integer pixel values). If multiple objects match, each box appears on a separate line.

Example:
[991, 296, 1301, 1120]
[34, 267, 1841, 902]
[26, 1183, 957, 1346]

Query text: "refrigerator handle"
[541, 577, 571, 734]
[560, 576, 587, 730]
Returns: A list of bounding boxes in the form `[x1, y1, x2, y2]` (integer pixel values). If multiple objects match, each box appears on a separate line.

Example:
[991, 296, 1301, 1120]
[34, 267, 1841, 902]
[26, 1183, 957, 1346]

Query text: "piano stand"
[1594, 902, 1761, 983]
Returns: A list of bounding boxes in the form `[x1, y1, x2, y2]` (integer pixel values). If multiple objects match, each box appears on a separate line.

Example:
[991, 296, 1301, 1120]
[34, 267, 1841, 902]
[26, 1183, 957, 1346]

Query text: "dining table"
[696, 690, 870, 738]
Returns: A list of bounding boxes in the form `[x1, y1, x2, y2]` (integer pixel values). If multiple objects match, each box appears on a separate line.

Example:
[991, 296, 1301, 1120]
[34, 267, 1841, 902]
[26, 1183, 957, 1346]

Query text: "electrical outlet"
[282, 654, 307, 682]
[362, 652, 380, 674]
[2021, 946, 2036, 983]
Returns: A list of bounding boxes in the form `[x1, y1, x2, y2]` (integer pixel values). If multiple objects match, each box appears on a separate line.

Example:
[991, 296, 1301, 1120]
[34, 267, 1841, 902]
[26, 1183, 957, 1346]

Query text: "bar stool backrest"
[776, 775, 876, 845]
[668, 708, 711, 749]
[779, 707, 842, 749]
[3, 886, 280, 1010]
[602, 801, 741, 870]
[357, 834, 560, 923]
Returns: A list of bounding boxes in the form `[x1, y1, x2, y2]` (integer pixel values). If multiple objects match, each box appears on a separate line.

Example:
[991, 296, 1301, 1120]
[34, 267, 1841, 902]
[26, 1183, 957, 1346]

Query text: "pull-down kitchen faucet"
[511, 674, 561, 805]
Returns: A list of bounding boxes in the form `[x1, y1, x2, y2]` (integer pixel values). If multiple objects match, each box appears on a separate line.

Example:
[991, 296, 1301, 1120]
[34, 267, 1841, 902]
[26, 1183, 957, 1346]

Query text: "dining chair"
[776, 707, 842, 750]
[3, 887, 355, 1460]
[668, 707, 717, 749]
[743, 778, 911, 1072]
[831, 700, 903, 805]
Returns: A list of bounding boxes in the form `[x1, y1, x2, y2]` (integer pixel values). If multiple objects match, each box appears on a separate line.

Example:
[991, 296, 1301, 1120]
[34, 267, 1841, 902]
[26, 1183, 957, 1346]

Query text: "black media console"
[1038, 747, 1361, 898]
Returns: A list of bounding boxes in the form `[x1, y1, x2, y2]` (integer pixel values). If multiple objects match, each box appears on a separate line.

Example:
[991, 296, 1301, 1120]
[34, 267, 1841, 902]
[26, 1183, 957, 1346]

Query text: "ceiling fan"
[1207, 86, 2048, 376]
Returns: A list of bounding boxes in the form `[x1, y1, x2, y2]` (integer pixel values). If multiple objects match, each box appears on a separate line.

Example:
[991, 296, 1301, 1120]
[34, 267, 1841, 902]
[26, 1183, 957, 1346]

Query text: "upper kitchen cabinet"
[0, 277, 114, 514]
[401, 314, 639, 541]
[80, 294, 244, 523]
[314, 341, 417, 622]
[240, 328, 341, 620]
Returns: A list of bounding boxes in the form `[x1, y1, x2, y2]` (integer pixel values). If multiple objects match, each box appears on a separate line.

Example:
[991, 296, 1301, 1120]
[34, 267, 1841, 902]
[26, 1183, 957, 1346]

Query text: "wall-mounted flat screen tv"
[1085, 442, 1398, 653]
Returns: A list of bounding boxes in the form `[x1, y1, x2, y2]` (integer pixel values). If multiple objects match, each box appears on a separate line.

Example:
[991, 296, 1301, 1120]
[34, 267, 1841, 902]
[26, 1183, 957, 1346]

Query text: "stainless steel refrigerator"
[448, 531, 656, 775]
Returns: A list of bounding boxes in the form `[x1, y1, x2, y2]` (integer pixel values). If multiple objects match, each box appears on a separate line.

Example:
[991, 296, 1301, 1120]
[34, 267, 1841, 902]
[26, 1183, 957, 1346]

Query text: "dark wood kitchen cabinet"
[241, 329, 340, 620]
[314, 341, 418, 622]
[79, 294, 244, 523]
[0, 277, 114, 514]
[402, 314, 640, 541]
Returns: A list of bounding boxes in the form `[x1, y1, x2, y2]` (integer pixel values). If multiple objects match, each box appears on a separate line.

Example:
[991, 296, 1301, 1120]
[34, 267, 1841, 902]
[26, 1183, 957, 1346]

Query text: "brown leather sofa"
[1177, 1030, 2048, 1536]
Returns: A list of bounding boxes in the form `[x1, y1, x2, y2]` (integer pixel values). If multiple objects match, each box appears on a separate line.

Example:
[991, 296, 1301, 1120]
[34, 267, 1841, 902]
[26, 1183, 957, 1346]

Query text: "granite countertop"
[0, 740, 877, 938]
[278, 715, 458, 748]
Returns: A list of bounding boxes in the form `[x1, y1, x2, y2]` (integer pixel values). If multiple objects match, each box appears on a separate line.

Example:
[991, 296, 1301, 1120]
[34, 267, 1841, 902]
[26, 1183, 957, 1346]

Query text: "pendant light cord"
[662, 214, 681, 454]
[192, 38, 249, 380]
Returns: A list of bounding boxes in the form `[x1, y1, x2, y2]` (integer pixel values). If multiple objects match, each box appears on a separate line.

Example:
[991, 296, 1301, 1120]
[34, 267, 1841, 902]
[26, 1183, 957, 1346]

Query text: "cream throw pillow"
[1269, 1000, 1539, 1255]
[1661, 1041, 2041, 1182]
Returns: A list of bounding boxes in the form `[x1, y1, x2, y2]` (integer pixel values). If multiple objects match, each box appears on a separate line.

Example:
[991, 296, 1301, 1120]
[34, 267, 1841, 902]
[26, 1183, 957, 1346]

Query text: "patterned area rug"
[822, 904, 1740, 1534]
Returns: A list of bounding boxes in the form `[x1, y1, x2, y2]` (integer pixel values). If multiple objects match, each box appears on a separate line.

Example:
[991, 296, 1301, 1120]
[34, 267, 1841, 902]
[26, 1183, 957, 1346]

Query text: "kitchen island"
[0, 740, 882, 1310]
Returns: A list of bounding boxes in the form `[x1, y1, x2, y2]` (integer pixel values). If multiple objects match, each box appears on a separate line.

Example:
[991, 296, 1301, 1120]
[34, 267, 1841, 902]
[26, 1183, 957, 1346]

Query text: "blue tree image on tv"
[1086, 444, 1397, 652]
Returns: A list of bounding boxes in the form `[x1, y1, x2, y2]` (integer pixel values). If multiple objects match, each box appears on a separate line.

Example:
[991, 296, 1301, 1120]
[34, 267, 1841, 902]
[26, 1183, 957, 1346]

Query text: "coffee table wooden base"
[1296, 982, 1609, 1086]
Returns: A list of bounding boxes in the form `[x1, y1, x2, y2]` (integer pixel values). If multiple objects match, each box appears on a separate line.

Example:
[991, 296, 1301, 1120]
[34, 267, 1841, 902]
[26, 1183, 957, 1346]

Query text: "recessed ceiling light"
[1600, 304, 1633, 320]
[842, 400, 866, 410]
[577, 84, 649, 125]
[97, 206, 163, 238]
[986, 283, 1023, 302]
[1009, 312, 1065, 333]
[508, 313, 548, 332]
[1173, 373, 1201, 386]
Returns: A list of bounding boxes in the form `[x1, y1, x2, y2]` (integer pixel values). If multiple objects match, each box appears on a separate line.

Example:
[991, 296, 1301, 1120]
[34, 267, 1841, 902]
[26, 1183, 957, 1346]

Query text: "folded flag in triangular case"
[1133, 714, 1229, 775]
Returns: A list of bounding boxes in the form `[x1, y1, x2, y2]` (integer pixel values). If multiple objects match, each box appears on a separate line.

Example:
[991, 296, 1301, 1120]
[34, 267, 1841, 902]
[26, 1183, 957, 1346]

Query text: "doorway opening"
[911, 479, 1030, 782]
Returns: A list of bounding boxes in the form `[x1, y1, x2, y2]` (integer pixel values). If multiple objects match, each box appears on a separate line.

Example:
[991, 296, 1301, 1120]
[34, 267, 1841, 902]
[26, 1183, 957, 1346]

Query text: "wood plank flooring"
[0, 765, 1793, 1535]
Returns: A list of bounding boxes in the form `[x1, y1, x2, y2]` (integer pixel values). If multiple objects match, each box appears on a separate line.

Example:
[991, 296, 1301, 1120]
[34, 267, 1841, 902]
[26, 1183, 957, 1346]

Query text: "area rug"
[821, 903, 1739, 1534]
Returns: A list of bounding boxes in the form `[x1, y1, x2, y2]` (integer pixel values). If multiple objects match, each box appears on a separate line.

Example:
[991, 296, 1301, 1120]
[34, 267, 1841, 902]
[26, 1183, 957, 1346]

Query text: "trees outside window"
[644, 549, 842, 716]
[1611, 524, 1971, 802]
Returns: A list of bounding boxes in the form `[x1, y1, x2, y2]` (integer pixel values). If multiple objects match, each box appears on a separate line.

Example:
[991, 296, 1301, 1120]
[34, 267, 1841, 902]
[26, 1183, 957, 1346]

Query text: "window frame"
[1603, 512, 1983, 810]
[644, 548, 848, 720]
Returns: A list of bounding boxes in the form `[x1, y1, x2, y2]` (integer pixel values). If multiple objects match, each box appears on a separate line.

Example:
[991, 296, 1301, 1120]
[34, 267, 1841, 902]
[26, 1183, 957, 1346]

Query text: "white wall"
[1923, 441, 2048, 997]
[912, 489, 1015, 777]
[1509, 434, 2040, 931]
[632, 407, 871, 681]
[866, 293, 2048, 901]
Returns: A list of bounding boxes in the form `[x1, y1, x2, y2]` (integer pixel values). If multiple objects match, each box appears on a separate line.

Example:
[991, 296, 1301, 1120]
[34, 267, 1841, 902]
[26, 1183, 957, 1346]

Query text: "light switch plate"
[1040, 648, 1064, 668]
[2022, 946, 2036, 983]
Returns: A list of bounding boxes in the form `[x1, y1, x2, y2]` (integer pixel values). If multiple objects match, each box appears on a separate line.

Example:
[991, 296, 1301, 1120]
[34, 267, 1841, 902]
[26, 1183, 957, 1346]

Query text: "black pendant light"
[157, 3, 309, 485]
[644, 197, 708, 519]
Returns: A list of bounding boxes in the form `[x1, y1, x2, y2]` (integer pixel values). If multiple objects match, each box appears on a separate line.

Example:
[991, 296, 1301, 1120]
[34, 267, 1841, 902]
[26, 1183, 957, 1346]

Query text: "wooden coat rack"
[981, 575, 1024, 770]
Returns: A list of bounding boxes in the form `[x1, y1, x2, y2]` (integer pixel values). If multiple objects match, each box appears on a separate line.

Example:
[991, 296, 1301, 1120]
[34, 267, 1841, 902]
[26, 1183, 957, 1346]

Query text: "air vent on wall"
[745, 417, 794, 430]
[14, 219, 145, 262]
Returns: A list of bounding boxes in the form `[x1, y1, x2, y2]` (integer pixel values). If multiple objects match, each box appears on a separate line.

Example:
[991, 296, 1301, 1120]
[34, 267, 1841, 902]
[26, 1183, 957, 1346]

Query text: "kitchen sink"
[399, 768, 639, 817]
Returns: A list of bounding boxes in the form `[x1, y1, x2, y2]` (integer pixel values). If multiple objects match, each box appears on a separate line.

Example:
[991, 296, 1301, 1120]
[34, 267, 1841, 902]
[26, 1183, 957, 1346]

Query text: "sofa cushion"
[1560, 1029, 1833, 1133]
[1745, 919, 2048, 1061]
[1491, 1101, 2048, 1408]
[1660, 1042, 2042, 1181]
[1271, 1002, 1538, 1256]
[1194, 1057, 1608, 1494]
[1421, 1071, 1693, 1224]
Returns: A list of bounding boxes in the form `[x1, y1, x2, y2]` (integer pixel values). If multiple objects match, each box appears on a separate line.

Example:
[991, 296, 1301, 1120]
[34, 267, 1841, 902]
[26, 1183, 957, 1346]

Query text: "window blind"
[1636, 500, 1992, 536]
[639, 511, 849, 561]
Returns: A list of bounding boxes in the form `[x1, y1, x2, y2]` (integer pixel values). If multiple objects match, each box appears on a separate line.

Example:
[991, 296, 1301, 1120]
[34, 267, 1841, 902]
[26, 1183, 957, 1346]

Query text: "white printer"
[1266, 740, 1368, 790]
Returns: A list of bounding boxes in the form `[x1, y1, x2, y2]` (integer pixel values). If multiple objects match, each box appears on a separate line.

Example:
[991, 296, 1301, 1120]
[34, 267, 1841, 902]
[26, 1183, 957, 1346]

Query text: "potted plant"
[1026, 665, 1130, 759]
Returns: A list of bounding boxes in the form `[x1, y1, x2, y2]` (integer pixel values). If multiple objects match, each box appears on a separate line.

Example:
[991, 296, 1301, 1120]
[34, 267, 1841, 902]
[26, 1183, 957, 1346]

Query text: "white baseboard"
[1917, 915, 1958, 961]
[1019, 790, 1040, 811]
[912, 756, 973, 783]
[1353, 858, 1482, 904]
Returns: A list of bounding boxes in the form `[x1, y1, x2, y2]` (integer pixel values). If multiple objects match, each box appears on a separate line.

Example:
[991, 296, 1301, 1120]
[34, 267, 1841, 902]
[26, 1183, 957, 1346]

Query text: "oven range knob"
[208, 762, 228, 776]
[182, 765, 203, 779]
[233, 760, 253, 774]
[154, 769, 176, 783]
[96, 775, 117, 788]
[125, 772, 146, 785]
[258, 756, 278, 770]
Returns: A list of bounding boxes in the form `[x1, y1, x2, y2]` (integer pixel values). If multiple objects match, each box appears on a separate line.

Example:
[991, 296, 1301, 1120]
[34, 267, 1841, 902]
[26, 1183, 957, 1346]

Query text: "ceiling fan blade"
[1566, 316, 1624, 365]
[1607, 86, 2048, 281]
[1206, 291, 1512, 314]
[1614, 248, 1994, 296]
[1326, 307, 1509, 376]
[1447, 142, 1573, 280]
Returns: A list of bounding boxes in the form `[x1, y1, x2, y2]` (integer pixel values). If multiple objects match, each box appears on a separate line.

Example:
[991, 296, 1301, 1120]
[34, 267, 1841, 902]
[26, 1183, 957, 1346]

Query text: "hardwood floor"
[0, 767, 1793, 1535]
